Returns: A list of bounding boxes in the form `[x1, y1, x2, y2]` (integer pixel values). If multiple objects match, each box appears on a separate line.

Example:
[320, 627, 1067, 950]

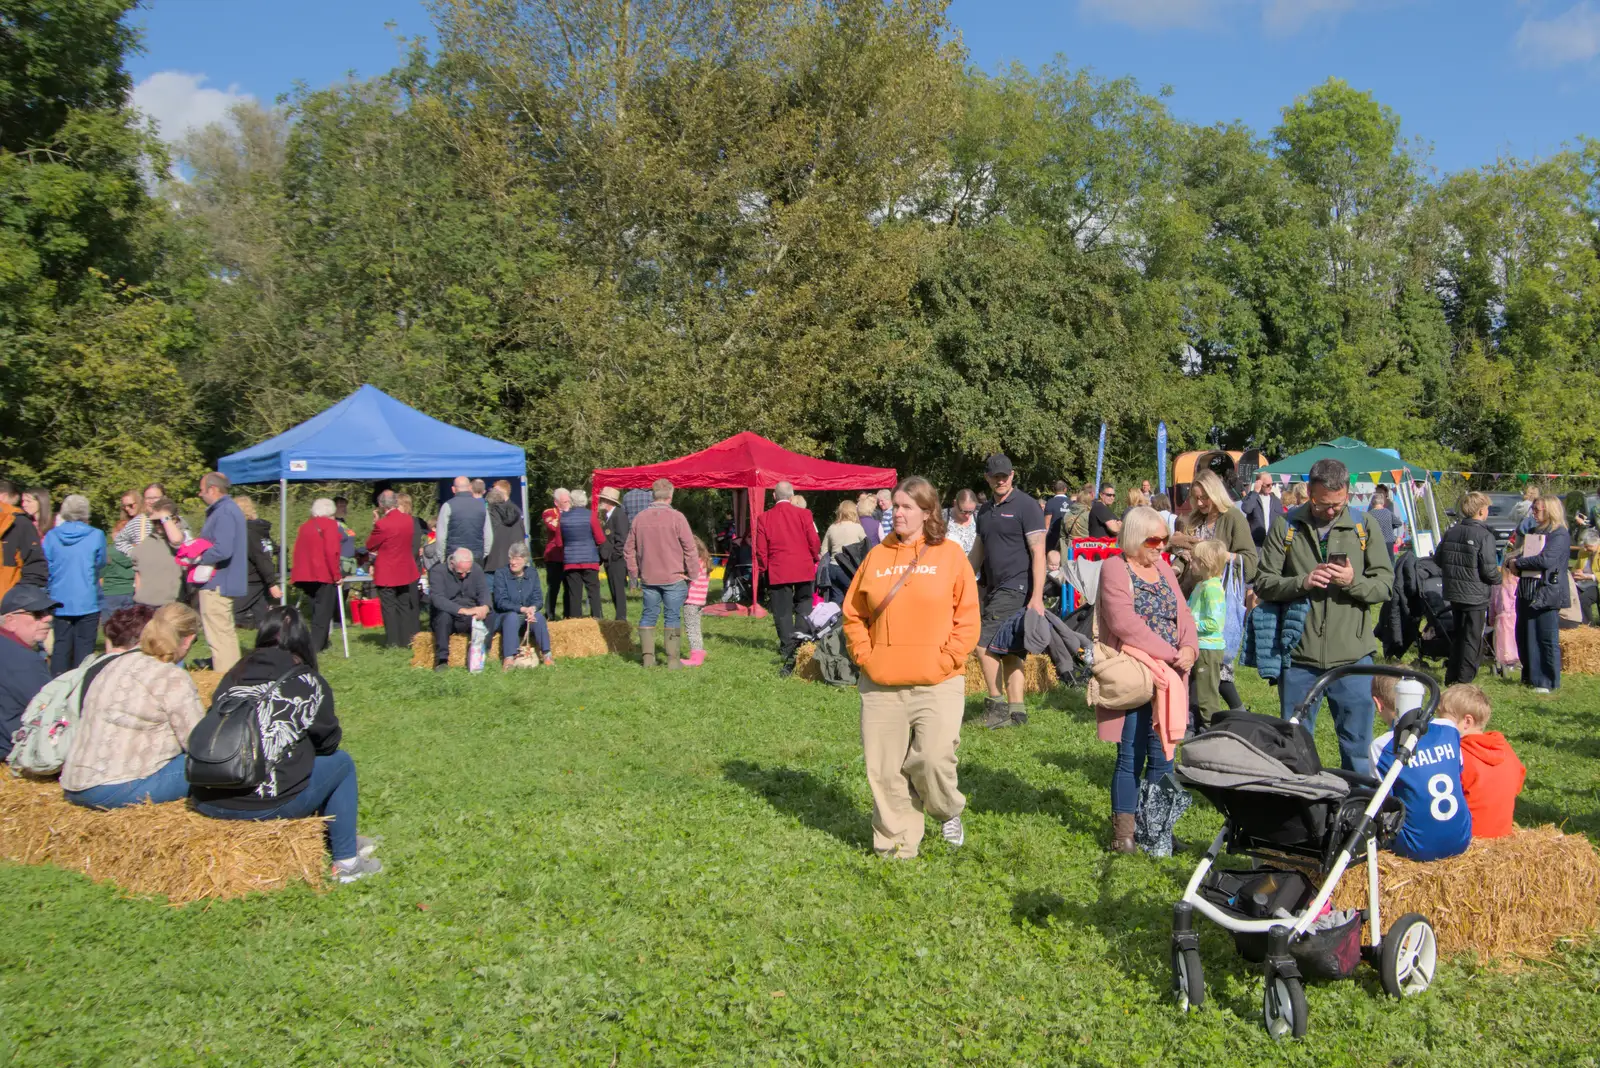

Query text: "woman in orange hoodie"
[842, 477, 980, 859]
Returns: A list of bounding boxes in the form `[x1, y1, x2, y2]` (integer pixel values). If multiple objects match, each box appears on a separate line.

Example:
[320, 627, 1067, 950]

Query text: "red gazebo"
[592, 432, 897, 614]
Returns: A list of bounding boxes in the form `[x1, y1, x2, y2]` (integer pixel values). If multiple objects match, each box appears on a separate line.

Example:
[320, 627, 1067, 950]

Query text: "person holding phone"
[1254, 459, 1395, 776]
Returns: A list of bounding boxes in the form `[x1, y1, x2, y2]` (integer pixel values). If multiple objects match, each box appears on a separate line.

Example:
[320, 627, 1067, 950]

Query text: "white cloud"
[131, 71, 255, 143]
[1079, 0, 1372, 34]
[1514, 2, 1600, 67]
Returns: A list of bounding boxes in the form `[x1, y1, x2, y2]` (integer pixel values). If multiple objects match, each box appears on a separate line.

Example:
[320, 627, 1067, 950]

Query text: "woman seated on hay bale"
[190, 605, 382, 883]
[492, 542, 555, 670]
[61, 603, 201, 808]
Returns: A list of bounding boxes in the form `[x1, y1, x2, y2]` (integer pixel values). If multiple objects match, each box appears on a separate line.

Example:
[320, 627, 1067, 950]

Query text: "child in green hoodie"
[1187, 539, 1231, 725]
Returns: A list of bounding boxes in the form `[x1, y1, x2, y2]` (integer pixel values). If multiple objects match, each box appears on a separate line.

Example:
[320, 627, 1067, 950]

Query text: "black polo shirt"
[1088, 501, 1118, 539]
[976, 490, 1046, 592]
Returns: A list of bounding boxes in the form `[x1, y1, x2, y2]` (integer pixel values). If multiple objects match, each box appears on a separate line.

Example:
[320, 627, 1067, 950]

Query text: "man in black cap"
[972, 454, 1047, 729]
[0, 585, 57, 761]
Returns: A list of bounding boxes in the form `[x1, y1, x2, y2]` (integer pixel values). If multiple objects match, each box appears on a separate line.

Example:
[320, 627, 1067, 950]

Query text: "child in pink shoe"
[682, 537, 712, 667]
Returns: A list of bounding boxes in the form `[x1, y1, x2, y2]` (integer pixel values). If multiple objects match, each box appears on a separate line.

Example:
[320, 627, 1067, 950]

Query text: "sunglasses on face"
[1143, 536, 1168, 549]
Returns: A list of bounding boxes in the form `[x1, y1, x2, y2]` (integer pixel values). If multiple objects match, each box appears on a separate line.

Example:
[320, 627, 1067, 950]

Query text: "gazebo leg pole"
[279, 478, 288, 605]
[520, 476, 531, 548]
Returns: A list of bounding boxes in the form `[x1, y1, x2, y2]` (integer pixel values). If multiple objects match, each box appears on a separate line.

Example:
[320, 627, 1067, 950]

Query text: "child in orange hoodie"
[1437, 684, 1527, 839]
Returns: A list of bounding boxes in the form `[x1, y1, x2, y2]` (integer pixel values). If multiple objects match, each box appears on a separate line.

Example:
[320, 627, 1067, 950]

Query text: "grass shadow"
[721, 760, 871, 849]
[960, 762, 1102, 838]
[708, 632, 779, 652]
[1037, 749, 1117, 786]
[1515, 796, 1600, 837]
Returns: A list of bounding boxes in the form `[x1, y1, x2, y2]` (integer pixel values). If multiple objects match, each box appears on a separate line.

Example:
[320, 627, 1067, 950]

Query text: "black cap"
[1, 586, 60, 615]
[984, 454, 1014, 477]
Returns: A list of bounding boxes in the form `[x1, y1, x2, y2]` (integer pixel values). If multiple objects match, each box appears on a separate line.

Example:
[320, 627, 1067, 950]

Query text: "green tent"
[1259, 437, 1430, 485]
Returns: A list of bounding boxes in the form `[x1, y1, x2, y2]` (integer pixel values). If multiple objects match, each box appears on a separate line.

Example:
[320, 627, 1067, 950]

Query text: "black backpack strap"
[77, 651, 128, 711]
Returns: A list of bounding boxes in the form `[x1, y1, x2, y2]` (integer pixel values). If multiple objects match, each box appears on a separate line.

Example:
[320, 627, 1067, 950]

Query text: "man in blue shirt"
[195, 472, 250, 673]
[1375, 716, 1472, 862]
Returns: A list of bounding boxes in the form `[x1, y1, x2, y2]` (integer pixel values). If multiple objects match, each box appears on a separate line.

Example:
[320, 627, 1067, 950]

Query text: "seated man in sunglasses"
[0, 585, 57, 763]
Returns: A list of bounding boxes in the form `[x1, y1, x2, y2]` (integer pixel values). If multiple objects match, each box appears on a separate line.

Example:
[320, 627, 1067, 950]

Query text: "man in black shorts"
[972, 454, 1047, 729]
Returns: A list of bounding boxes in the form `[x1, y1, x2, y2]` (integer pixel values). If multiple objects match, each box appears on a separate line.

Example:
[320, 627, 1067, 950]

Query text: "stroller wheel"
[1380, 913, 1438, 998]
[1262, 973, 1307, 1040]
[1171, 945, 1205, 1012]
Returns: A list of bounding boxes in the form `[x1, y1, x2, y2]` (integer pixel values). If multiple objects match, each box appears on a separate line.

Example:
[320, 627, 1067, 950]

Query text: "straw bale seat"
[409, 618, 634, 667]
[0, 774, 326, 905]
[792, 646, 1057, 695]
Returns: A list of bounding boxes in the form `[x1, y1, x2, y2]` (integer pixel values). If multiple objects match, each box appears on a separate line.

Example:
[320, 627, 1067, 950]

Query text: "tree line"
[5, 0, 1600, 514]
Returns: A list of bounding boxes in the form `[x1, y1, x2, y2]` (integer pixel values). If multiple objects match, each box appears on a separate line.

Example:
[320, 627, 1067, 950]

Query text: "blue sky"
[126, 0, 1600, 175]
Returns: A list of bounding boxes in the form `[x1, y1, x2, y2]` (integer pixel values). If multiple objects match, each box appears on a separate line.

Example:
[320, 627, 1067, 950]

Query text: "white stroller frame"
[1170, 664, 1443, 1039]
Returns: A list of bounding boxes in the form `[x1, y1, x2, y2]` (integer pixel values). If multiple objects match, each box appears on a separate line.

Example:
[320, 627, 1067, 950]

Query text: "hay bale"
[188, 669, 221, 705]
[1330, 826, 1600, 959]
[0, 774, 326, 905]
[409, 618, 633, 667]
[789, 645, 1056, 694]
[549, 618, 633, 658]
[1559, 628, 1600, 675]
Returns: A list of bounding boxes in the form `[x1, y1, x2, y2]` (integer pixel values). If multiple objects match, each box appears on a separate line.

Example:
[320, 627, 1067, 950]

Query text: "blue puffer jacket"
[42, 522, 106, 617]
[1240, 599, 1310, 683]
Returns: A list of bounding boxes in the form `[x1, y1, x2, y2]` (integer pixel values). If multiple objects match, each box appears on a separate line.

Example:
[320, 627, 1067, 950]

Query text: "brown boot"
[664, 628, 681, 670]
[1110, 813, 1137, 854]
[639, 626, 657, 667]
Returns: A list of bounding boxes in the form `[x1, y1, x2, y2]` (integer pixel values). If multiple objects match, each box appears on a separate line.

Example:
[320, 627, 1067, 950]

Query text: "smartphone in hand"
[1328, 552, 1349, 568]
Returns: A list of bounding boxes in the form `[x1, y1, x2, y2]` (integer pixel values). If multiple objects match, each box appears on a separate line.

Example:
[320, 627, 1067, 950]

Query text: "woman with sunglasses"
[1094, 506, 1198, 854]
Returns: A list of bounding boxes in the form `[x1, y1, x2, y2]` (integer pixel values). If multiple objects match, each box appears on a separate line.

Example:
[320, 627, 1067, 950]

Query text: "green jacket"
[1254, 504, 1393, 670]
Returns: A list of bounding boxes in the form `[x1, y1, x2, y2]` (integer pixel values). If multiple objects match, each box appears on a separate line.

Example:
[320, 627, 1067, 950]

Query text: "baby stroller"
[1170, 665, 1441, 1039]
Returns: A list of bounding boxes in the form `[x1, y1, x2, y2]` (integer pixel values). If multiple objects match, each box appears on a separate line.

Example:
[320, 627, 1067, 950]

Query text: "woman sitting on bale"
[61, 603, 200, 808]
[492, 542, 554, 670]
[190, 605, 381, 882]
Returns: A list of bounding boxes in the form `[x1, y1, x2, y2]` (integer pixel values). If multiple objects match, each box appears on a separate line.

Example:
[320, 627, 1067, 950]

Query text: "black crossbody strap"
[868, 544, 931, 628]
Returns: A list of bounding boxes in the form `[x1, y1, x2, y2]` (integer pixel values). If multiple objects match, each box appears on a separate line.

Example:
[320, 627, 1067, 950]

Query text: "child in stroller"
[1170, 664, 1443, 1039]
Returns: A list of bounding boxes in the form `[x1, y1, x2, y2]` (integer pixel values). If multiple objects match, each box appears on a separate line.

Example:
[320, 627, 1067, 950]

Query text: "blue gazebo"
[219, 385, 527, 596]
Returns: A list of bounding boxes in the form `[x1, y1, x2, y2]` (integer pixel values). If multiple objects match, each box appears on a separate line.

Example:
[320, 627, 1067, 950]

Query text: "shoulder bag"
[186, 664, 306, 790]
[1087, 558, 1156, 711]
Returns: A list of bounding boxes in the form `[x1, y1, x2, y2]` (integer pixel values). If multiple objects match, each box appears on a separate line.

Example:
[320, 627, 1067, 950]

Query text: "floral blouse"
[1130, 568, 1179, 650]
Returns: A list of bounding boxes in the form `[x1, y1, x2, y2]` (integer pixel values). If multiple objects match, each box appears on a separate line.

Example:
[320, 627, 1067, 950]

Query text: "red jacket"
[365, 509, 421, 587]
[541, 507, 564, 563]
[756, 501, 821, 585]
[290, 517, 342, 584]
[1460, 731, 1527, 839]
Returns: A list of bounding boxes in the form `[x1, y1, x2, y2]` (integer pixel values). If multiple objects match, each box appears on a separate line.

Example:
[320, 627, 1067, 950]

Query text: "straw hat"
[598, 486, 623, 507]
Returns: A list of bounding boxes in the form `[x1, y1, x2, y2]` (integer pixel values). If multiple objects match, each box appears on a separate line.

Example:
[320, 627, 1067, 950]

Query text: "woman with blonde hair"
[1283, 482, 1309, 509]
[842, 477, 979, 858]
[61, 603, 203, 808]
[1512, 495, 1570, 693]
[1094, 506, 1198, 853]
[1170, 470, 1258, 583]
[821, 499, 868, 556]
[231, 496, 280, 628]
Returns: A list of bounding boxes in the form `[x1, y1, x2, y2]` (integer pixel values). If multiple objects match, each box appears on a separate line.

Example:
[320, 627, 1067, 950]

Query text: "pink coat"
[1490, 573, 1520, 668]
[1094, 555, 1198, 744]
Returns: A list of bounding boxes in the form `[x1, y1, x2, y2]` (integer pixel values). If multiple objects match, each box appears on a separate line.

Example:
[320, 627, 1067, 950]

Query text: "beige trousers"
[197, 589, 241, 674]
[860, 674, 966, 858]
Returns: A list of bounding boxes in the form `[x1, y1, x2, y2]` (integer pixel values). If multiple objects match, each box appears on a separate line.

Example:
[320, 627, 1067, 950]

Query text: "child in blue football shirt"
[1375, 700, 1473, 862]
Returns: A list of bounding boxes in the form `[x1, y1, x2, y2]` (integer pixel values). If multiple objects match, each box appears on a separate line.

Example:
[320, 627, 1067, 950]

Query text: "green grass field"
[3, 610, 1598, 1065]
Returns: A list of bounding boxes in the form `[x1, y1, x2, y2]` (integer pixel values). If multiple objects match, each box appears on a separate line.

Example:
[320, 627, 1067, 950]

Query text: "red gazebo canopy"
[592, 432, 897, 611]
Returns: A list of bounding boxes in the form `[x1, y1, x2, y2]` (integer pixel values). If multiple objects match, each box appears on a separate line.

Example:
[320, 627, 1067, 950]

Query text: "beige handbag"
[1086, 560, 1156, 711]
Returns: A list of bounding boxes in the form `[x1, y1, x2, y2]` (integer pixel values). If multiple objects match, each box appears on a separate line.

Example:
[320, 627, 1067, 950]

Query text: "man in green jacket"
[1255, 458, 1394, 776]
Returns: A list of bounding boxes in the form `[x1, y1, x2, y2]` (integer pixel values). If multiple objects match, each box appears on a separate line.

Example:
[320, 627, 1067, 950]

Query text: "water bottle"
[468, 618, 488, 673]
[1395, 677, 1425, 717]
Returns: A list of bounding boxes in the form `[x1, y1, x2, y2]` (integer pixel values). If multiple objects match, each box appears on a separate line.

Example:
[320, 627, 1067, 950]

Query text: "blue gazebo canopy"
[218, 385, 525, 485]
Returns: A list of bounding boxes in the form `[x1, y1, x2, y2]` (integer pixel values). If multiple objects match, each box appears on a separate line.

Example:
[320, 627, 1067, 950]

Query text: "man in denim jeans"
[1254, 458, 1395, 776]
[623, 479, 699, 669]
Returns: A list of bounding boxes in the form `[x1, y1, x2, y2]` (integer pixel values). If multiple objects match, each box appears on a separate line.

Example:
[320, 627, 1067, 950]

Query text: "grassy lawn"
[3, 610, 1598, 1065]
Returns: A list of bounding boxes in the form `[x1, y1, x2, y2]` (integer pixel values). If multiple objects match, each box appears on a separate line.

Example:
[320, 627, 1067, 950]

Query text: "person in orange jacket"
[842, 476, 980, 859]
[1439, 683, 1527, 839]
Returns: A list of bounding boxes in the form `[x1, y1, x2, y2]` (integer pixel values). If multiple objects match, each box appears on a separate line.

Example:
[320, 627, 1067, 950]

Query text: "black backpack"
[185, 665, 304, 789]
[812, 621, 859, 687]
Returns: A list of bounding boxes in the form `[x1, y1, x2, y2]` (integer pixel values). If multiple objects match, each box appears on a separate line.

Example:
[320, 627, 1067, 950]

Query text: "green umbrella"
[1259, 437, 1430, 485]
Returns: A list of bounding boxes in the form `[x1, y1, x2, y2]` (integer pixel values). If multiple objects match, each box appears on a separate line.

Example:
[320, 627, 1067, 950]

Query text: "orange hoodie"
[841, 533, 979, 687]
[1460, 731, 1527, 839]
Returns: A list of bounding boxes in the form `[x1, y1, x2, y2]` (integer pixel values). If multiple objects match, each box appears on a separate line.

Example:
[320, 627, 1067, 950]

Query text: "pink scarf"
[1122, 645, 1189, 759]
